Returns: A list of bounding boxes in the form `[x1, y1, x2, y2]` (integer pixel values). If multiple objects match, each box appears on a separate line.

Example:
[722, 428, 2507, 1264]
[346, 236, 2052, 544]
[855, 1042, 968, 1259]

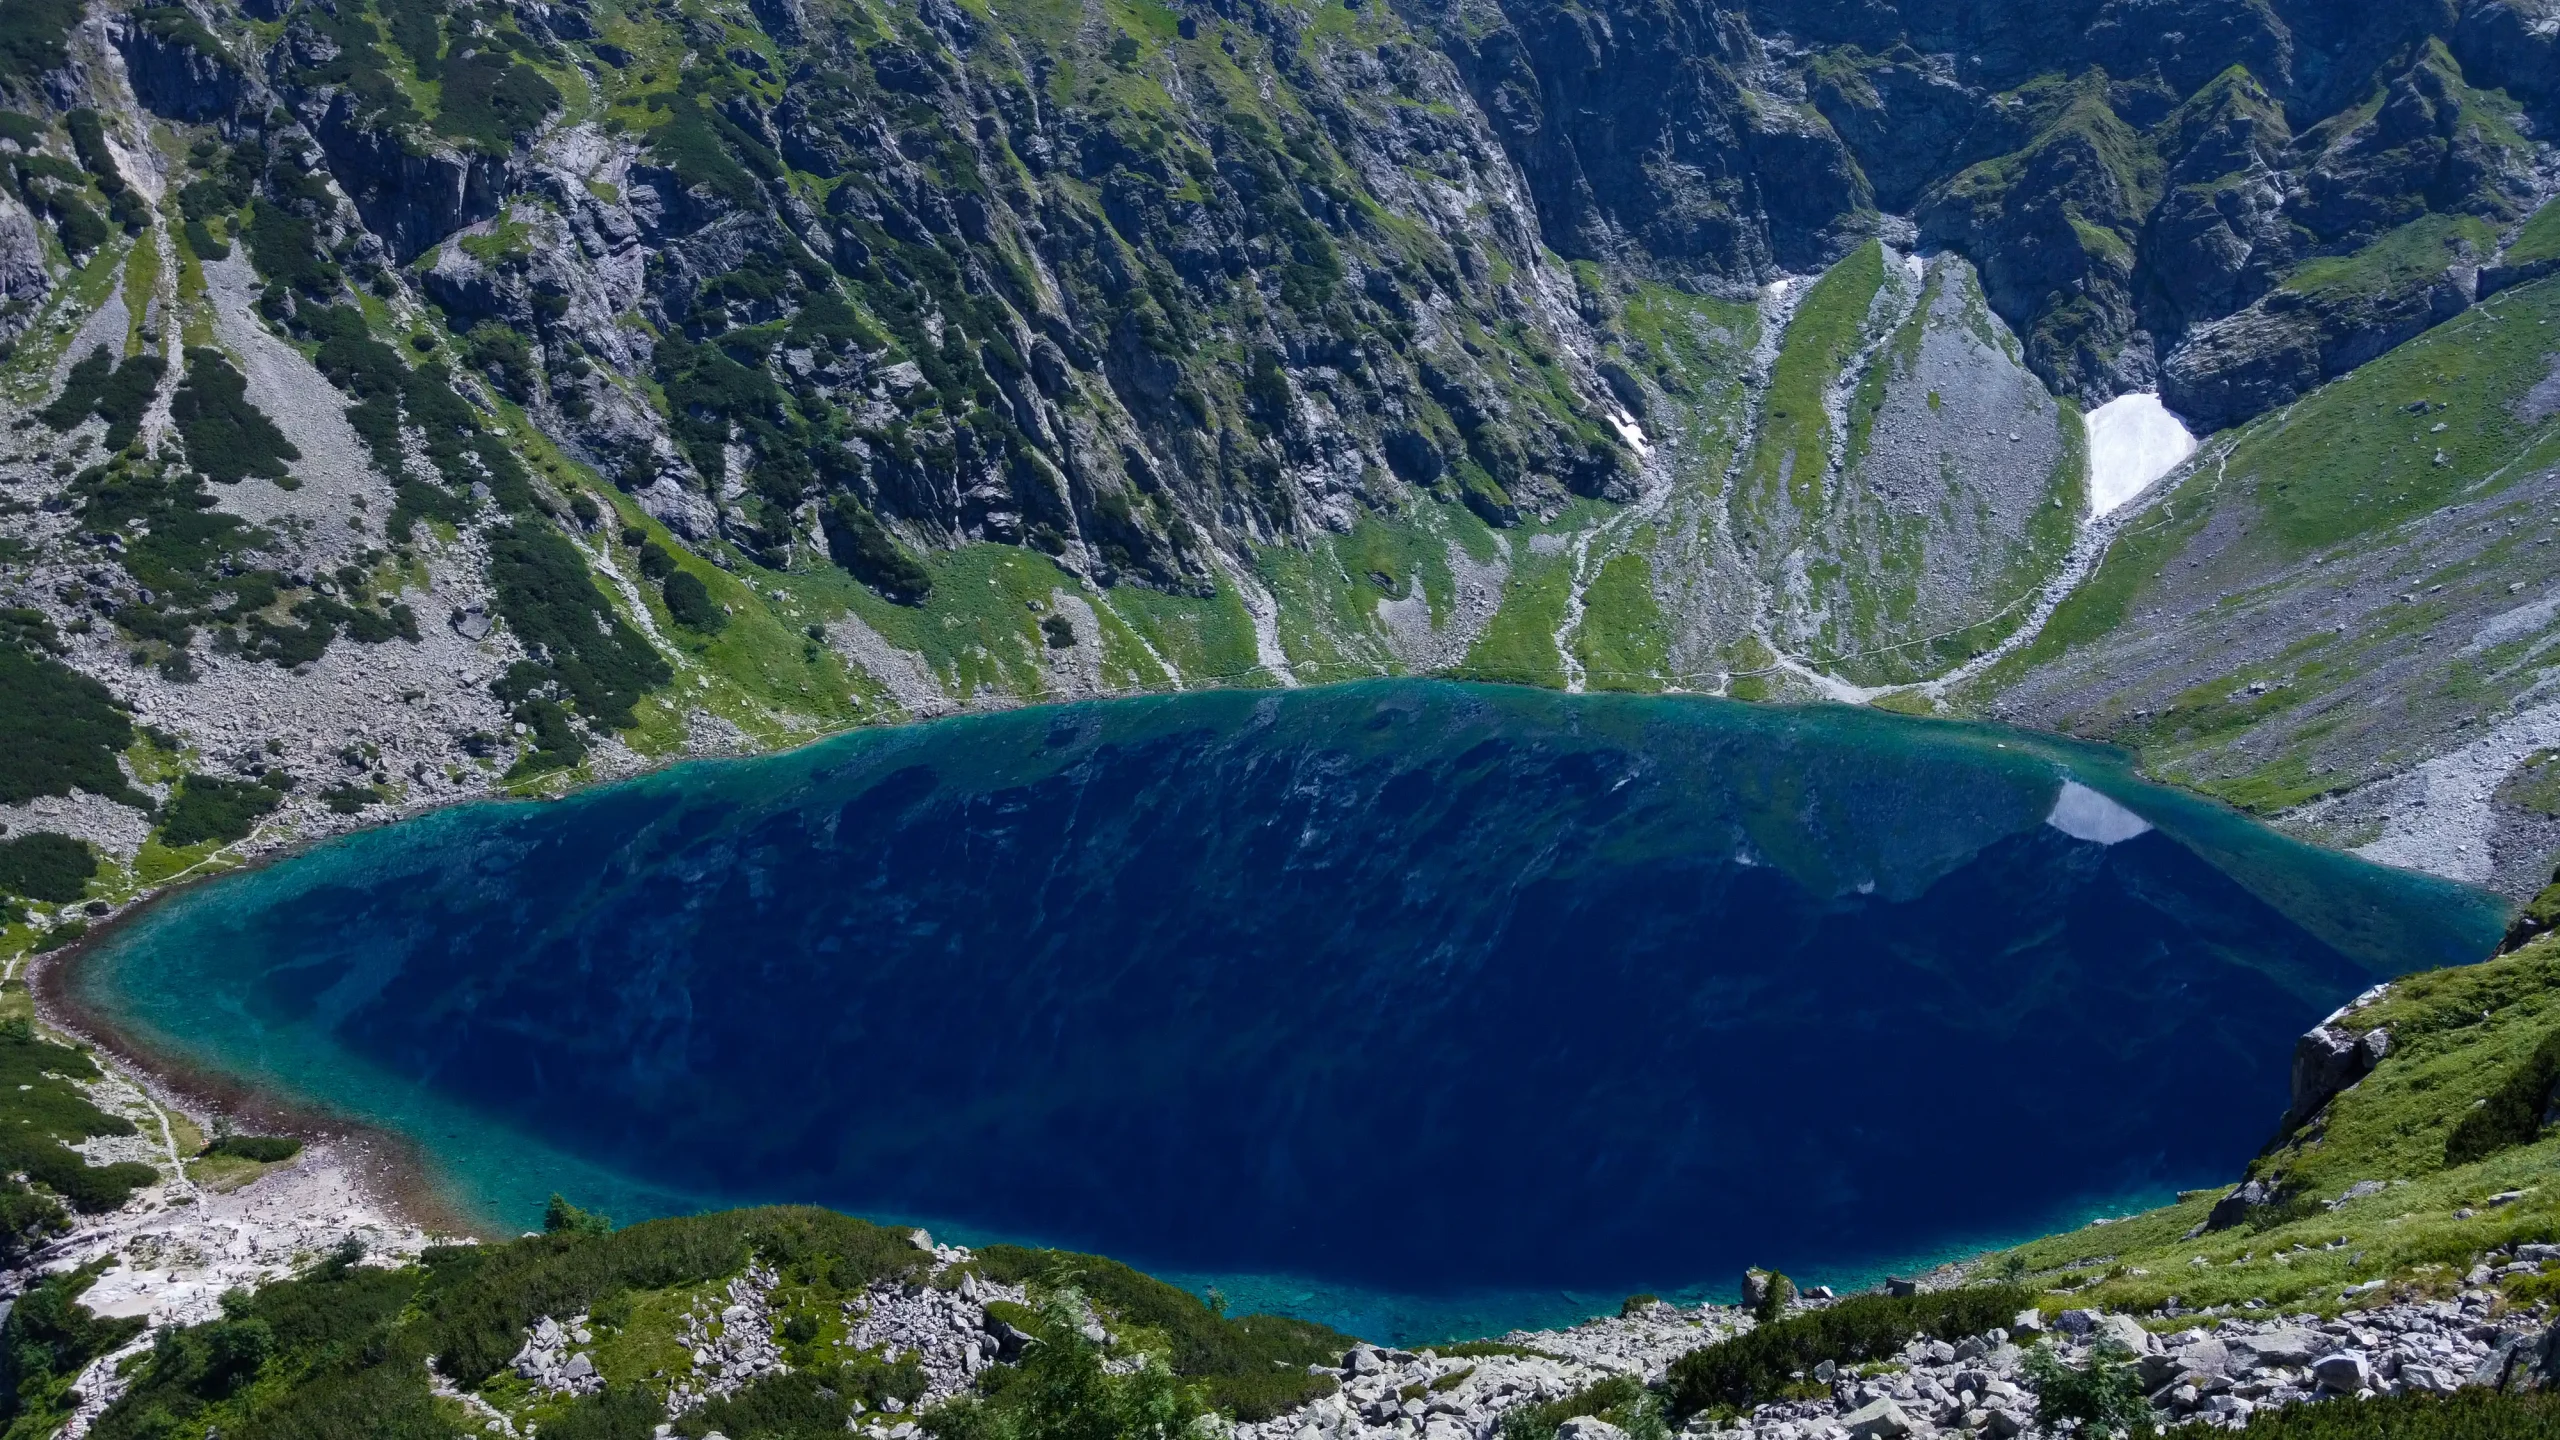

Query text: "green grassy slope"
[1993, 932, 2560, 1321]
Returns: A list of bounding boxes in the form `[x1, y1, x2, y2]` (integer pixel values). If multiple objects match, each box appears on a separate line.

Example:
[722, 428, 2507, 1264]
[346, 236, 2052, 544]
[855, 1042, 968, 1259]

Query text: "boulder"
[2096, 1314, 2154, 1354]
[2286, 1025, 2392, 1129]
[2230, 1330, 2324, 1368]
[1741, 1269, 1774, 1310]
[1555, 1419, 1628, 1440]
[2311, 1351, 2369, 1392]
[2175, 1338, 2233, 1378]
[2400, 1363, 2456, 1394]
[2057, 1309, 2100, 1336]
[1839, 1399, 1912, 1440]
[2206, 1178, 2284, 1233]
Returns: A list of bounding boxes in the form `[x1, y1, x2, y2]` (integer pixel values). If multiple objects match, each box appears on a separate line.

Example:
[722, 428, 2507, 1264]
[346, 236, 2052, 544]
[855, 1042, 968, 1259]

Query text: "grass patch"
[2283, 213, 2500, 305]
[1739, 240, 1886, 528]
[1573, 550, 1670, 692]
[2506, 198, 2560, 273]
[1457, 545, 1570, 687]
[1983, 938, 2560, 1316]
[200, 1133, 302, 1163]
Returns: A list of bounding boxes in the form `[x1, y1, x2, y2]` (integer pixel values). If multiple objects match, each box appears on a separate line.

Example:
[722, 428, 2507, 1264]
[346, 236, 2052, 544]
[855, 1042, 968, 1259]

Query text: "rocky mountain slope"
[0, 0, 2555, 949]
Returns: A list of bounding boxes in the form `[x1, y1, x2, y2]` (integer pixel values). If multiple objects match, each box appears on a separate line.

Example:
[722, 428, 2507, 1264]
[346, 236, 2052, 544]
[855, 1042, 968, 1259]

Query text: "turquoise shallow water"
[71, 681, 2504, 1342]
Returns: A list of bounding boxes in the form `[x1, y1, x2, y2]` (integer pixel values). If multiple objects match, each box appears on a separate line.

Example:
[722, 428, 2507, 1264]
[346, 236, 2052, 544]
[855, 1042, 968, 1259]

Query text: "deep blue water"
[74, 682, 2503, 1341]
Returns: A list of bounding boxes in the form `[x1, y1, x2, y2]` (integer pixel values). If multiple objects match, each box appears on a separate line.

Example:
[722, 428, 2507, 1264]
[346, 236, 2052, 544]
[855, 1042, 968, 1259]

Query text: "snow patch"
[2084, 393, 2197, 516]
[2047, 780, 2153, 845]
[1605, 409, 1652, 456]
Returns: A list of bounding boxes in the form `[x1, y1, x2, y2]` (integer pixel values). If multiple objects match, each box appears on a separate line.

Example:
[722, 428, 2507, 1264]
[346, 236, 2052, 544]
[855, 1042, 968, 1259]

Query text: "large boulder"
[1839, 1399, 1912, 1440]
[2286, 1024, 2394, 1130]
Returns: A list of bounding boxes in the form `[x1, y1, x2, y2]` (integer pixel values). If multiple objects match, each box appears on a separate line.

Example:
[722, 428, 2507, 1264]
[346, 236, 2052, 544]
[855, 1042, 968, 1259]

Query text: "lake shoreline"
[29, 914, 500, 1246]
[7, 680, 2505, 1339]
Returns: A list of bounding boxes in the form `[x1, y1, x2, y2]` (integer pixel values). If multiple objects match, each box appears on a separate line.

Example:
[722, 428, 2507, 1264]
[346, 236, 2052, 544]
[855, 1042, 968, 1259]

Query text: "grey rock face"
[0, 189, 49, 344]
[2286, 1025, 2393, 1130]
[111, 11, 247, 122]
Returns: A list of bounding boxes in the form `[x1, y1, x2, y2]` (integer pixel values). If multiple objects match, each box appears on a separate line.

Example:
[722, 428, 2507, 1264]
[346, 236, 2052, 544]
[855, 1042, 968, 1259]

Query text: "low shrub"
[1497, 1374, 1666, 1440]
[172, 348, 299, 484]
[0, 830, 93, 902]
[661, 569, 726, 632]
[419, 1207, 926, 1389]
[544, 1193, 612, 1236]
[539, 1385, 665, 1440]
[158, 773, 286, 848]
[0, 1263, 147, 1428]
[928, 1292, 1205, 1440]
[2026, 1340, 2147, 1437]
[2232, 1387, 2560, 1438]
[42, 348, 166, 451]
[1665, 1286, 2028, 1415]
[202, 1134, 302, 1163]
[319, 782, 382, 815]
[0, 647, 145, 808]
[0, 1018, 155, 1214]
[824, 496, 932, 605]
[972, 1245, 1351, 1420]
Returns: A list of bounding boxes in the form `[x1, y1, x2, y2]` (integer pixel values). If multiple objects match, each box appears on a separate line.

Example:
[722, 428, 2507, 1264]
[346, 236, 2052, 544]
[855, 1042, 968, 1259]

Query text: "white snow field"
[2084, 392, 2199, 516]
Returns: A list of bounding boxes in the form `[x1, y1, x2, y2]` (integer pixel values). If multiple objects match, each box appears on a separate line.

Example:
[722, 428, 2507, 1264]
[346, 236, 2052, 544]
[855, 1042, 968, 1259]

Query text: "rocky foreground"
[444, 1228, 2560, 1440]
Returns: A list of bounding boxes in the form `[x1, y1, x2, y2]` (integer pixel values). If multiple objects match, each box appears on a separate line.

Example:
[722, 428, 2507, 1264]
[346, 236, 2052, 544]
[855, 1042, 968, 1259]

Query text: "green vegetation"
[2283, 213, 2501, 304]
[1665, 1286, 2027, 1415]
[1574, 551, 1670, 692]
[0, 0, 81, 90]
[0, 1263, 148, 1435]
[0, 831, 94, 903]
[824, 502, 936, 602]
[661, 569, 727, 632]
[1983, 937, 2560, 1315]
[202, 1134, 304, 1163]
[2024, 1340, 2145, 1435]
[2444, 1026, 2560, 1165]
[0, 1018, 161, 1226]
[1740, 241, 1886, 526]
[172, 348, 301, 484]
[158, 773, 288, 848]
[1459, 547, 1571, 687]
[2506, 198, 2560, 273]
[928, 1292, 1206, 1440]
[41, 346, 166, 451]
[970, 1244, 1350, 1419]
[485, 522, 672, 770]
[1496, 1374, 1664, 1440]
[0, 646, 149, 809]
[2232, 1389, 2560, 1438]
